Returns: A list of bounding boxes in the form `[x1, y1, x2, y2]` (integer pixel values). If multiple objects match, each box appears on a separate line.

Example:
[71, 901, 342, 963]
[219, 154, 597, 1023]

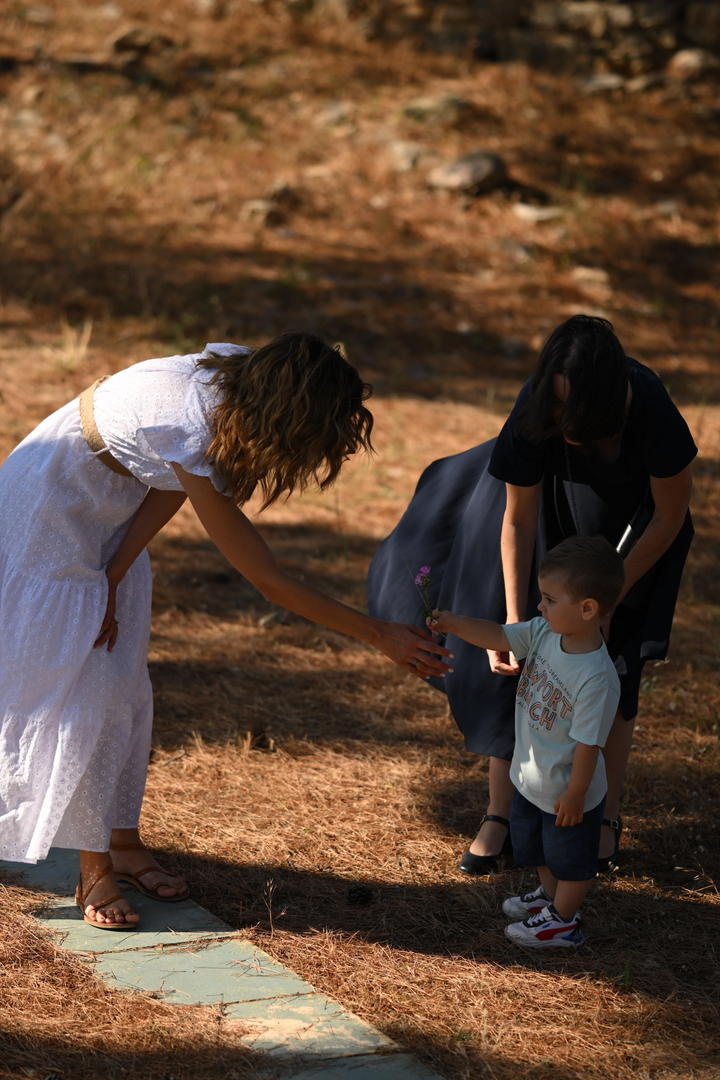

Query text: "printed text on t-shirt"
[516, 654, 573, 732]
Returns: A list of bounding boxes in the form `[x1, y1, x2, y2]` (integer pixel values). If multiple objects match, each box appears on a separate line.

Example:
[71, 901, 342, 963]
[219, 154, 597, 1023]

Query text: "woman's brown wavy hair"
[196, 332, 373, 508]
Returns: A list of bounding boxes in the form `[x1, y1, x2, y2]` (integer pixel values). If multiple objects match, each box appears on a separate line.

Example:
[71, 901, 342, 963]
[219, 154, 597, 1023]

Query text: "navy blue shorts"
[510, 789, 606, 882]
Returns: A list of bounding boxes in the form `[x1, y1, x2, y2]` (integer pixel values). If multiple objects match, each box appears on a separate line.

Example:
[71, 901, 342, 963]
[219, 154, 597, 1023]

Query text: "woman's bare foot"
[468, 817, 509, 857]
[110, 828, 188, 899]
[78, 853, 140, 926]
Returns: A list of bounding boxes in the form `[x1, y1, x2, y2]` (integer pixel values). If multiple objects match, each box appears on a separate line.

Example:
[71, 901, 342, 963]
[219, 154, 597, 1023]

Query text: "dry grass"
[1, 3, 720, 1079]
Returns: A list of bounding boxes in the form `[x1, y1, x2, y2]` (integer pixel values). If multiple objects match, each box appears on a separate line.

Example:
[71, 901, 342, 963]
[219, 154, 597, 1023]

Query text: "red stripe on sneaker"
[536, 922, 578, 939]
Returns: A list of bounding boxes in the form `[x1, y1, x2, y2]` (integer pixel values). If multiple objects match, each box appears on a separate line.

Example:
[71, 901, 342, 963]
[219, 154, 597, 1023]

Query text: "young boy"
[428, 535, 624, 948]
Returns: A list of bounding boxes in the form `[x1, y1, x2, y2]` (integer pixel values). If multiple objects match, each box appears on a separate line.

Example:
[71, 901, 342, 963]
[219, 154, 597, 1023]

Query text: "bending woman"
[368, 316, 695, 874]
[0, 334, 451, 929]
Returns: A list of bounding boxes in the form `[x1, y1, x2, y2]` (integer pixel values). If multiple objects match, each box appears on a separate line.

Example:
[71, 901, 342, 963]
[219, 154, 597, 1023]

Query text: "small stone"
[577, 72, 625, 94]
[402, 94, 470, 125]
[98, 1, 123, 17]
[427, 151, 506, 193]
[513, 203, 563, 222]
[386, 140, 422, 172]
[369, 194, 389, 209]
[571, 266, 610, 287]
[654, 199, 680, 216]
[625, 72, 665, 92]
[666, 48, 720, 80]
[456, 321, 476, 334]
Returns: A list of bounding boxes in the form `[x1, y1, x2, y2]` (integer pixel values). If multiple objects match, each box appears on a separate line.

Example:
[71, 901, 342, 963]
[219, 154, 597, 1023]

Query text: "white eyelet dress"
[0, 343, 246, 863]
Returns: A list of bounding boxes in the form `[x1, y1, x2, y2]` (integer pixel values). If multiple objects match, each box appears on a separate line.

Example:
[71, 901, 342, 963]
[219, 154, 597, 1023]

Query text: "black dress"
[367, 358, 697, 760]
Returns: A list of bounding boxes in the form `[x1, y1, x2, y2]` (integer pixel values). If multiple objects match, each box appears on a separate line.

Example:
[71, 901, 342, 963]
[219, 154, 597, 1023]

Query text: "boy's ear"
[581, 597, 599, 621]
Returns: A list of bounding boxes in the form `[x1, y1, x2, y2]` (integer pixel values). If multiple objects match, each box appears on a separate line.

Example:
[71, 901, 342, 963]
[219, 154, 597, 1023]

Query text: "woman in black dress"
[368, 316, 696, 872]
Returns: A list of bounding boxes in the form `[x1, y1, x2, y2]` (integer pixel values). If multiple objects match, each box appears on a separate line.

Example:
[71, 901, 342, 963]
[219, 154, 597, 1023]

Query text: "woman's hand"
[376, 621, 454, 679]
[487, 650, 520, 676]
[94, 578, 119, 652]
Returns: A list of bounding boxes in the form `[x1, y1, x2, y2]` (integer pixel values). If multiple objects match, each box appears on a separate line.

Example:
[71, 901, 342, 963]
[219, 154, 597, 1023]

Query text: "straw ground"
[1, 3, 719, 1077]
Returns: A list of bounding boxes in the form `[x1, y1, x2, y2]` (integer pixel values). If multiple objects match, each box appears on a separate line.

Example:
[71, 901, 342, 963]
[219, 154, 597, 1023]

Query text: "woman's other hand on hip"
[95, 579, 119, 652]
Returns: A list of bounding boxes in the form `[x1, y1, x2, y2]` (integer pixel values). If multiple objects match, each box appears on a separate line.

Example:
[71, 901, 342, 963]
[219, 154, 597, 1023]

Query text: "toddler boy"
[428, 535, 624, 948]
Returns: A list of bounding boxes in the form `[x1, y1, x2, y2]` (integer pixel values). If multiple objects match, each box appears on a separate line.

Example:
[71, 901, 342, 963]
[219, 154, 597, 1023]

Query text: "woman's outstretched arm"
[491, 480, 541, 675]
[173, 464, 453, 679]
[95, 489, 187, 650]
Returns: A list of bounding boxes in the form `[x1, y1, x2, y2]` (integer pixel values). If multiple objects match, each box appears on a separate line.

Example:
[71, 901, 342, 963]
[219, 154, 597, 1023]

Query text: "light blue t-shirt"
[503, 617, 621, 815]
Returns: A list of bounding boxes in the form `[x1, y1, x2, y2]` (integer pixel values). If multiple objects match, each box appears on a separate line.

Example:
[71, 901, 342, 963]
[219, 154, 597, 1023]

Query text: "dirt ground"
[1, 3, 719, 1079]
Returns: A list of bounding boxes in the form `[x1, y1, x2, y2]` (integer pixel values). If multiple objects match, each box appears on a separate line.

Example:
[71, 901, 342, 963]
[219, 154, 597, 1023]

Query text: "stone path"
[1, 847, 445, 1079]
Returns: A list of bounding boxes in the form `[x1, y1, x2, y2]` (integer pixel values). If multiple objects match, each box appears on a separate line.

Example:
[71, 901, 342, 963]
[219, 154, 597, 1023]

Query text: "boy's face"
[537, 572, 598, 634]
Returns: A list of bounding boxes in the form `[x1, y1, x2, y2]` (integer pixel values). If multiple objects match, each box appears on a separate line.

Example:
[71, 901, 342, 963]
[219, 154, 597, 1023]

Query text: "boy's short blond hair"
[539, 536, 625, 615]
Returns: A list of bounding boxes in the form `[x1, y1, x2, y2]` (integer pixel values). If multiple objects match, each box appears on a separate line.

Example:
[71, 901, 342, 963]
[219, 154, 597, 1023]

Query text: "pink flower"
[414, 566, 431, 585]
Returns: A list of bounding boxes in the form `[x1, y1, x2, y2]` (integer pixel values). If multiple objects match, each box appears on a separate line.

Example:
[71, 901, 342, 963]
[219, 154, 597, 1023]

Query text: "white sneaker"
[504, 904, 584, 949]
[502, 884, 553, 920]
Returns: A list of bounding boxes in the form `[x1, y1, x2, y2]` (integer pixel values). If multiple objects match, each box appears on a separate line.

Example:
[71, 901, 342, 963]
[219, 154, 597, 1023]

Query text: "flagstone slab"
[236, 998, 395, 1057]
[1, 846, 82, 894]
[93, 938, 316, 1003]
[35, 893, 233, 952]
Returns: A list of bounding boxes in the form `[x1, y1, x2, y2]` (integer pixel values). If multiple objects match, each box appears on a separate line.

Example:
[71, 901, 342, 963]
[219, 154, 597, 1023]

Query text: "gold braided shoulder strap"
[79, 376, 134, 478]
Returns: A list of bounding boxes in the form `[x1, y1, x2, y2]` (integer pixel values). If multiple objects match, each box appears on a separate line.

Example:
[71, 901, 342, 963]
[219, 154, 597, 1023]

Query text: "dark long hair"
[515, 315, 629, 444]
[197, 331, 373, 508]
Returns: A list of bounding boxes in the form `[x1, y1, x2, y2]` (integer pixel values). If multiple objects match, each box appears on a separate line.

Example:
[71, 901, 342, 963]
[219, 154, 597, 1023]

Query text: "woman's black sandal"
[597, 815, 622, 873]
[459, 814, 514, 875]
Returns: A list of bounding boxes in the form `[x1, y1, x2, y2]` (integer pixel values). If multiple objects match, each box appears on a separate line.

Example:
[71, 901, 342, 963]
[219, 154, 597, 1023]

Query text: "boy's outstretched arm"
[95, 489, 187, 650]
[427, 609, 510, 653]
[554, 742, 600, 826]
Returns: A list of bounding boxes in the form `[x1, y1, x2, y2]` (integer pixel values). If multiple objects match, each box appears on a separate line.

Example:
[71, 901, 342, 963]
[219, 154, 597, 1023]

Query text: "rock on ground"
[427, 151, 507, 193]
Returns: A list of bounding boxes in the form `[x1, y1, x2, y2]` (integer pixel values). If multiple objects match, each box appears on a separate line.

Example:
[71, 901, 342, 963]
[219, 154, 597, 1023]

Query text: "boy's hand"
[94, 577, 119, 652]
[427, 608, 452, 634]
[554, 788, 585, 827]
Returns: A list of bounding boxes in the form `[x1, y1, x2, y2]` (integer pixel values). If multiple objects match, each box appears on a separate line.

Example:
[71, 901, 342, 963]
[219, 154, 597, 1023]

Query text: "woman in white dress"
[0, 333, 452, 929]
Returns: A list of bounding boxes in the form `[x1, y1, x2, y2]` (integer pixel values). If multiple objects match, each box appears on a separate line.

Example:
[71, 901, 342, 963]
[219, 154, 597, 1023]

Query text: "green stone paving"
[1, 848, 444, 1079]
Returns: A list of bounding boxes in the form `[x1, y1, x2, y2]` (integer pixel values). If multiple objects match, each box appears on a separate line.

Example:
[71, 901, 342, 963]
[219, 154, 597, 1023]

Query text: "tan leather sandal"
[110, 842, 189, 902]
[76, 863, 139, 930]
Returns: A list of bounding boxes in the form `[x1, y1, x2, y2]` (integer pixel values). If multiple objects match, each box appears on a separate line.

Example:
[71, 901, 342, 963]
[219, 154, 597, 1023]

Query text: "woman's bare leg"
[599, 707, 634, 858]
[469, 756, 515, 855]
[78, 850, 140, 925]
[110, 827, 188, 898]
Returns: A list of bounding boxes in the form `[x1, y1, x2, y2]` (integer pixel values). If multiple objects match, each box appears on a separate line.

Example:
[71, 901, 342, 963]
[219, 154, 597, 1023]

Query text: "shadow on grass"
[0, 1032, 268, 1080]
[2, 209, 720, 404]
[150, 845, 720, 1010]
